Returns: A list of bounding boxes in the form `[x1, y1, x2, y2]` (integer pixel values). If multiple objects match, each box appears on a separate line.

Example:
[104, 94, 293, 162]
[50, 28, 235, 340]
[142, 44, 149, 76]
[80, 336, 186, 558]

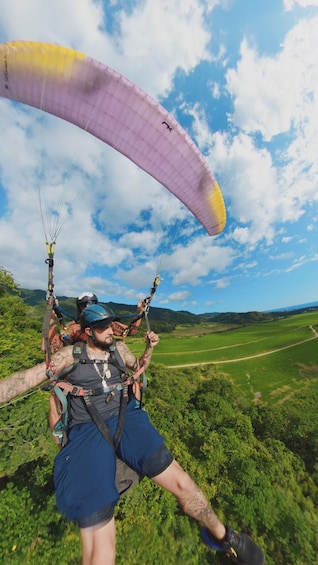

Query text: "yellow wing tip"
[1, 40, 86, 62]
[208, 180, 226, 235]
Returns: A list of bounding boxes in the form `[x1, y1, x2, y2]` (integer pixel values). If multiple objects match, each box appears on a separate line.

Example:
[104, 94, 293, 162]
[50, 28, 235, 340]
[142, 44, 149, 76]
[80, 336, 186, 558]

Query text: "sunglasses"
[92, 319, 116, 330]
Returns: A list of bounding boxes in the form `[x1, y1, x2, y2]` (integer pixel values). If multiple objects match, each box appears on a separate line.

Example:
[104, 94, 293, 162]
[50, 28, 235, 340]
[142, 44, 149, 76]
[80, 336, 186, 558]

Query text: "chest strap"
[53, 364, 145, 397]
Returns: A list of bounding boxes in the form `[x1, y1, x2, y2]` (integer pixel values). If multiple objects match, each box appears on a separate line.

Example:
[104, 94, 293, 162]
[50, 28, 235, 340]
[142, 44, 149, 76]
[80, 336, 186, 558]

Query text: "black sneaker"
[201, 526, 265, 565]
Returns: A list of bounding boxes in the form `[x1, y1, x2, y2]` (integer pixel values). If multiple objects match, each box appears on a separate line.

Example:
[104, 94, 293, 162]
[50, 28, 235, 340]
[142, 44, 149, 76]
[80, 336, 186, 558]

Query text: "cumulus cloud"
[116, 0, 212, 96]
[168, 290, 191, 301]
[284, 0, 318, 9]
[184, 15, 318, 258]
[0, 0, 107, 53]
[214, 278, 230, 289]
[161, 235, 234, 286]
[226, 18, 318, 142]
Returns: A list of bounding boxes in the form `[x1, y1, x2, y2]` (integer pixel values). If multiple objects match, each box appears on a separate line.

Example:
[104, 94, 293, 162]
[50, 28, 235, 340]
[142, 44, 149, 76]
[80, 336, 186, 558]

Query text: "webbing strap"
[82, 392, 114, 446]
[143, 274, 161, 333]
[113, 383, 128, 449]
[42, 242, 56, 367]
[53, 363, 145, 397]
[53, 384, 68, 415]
[42, 296, 55, 366]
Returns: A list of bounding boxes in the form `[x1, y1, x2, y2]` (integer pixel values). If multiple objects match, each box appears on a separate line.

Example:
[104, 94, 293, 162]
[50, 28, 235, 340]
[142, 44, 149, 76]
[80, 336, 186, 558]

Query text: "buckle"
[71, 385, 82, 396]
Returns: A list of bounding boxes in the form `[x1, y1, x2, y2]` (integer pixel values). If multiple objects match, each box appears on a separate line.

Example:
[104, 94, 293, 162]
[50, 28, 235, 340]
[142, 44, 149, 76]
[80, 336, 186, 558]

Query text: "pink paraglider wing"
[0, 40, 226, 235]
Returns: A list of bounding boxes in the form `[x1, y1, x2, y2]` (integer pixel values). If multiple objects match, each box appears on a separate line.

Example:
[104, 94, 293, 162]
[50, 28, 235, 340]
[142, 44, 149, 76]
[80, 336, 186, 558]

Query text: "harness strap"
[52, 364, 146, 397]
[55, 381, 115, 396]
[113, 382, 128, 450]
[82, 391, 114, 446]
[42, 242, 56, 367]
[47, 360, 78, 382]
[53, 383, 69, 414]
[143, 274, 161, 333]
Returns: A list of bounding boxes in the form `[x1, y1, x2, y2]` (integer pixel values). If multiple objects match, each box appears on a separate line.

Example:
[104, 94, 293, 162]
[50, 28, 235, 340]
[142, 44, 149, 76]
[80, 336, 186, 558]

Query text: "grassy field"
[127, 311, 318, 404]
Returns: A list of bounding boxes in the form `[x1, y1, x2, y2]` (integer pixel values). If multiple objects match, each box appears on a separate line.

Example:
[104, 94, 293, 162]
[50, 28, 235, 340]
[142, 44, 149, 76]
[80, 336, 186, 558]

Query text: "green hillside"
[20, 287, 318, 331]
[0, 270, 317, 565]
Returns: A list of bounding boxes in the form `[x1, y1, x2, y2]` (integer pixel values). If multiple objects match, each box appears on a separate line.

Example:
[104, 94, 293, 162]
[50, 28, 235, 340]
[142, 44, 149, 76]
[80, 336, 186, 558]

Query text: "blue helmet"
[80, 304, 119, 330]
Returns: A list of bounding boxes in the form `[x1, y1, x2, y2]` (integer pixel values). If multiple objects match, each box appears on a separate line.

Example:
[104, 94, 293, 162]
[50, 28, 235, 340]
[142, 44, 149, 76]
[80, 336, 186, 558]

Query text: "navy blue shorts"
[54, 401, 173, 527]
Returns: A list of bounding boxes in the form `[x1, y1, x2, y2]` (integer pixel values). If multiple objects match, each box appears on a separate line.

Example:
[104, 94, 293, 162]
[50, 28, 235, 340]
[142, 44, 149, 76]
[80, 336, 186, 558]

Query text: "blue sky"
[0, 0, 318, 314]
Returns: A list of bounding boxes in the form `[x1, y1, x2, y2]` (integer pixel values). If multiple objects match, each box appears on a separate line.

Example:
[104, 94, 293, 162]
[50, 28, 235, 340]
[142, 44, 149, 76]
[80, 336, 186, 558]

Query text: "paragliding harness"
[46, 341, 146, 449]
[44, 274, 162, 446]
[45, 341, 146, 496]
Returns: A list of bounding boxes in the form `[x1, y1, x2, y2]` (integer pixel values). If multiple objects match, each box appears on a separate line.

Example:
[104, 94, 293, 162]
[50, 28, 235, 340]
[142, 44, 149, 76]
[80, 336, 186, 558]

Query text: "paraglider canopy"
[0, 40, 226, 236]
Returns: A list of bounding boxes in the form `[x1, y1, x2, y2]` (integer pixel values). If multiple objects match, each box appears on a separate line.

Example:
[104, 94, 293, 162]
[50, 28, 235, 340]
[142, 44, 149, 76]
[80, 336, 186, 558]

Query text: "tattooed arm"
[116, 331, 159, 372]
[0, 346, 74, 404]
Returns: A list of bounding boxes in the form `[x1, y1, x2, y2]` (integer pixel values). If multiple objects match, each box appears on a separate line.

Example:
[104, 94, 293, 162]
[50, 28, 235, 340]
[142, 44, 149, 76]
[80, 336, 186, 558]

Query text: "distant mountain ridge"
[20, 288, 318, 327]
[265, 301, 318, 312]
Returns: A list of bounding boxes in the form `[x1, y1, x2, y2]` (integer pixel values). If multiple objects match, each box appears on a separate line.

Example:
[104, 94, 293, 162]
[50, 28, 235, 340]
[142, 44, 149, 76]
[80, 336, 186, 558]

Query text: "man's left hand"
[146, 331, 159, 348]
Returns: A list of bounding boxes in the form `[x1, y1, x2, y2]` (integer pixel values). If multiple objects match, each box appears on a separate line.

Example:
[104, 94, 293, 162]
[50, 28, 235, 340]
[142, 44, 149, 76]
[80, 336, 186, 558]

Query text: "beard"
[92, 332, 114, 350]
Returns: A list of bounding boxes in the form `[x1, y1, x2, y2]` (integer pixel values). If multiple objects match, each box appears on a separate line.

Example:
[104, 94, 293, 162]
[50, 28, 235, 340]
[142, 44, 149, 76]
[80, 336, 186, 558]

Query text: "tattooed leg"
[152, 459, 226, 540]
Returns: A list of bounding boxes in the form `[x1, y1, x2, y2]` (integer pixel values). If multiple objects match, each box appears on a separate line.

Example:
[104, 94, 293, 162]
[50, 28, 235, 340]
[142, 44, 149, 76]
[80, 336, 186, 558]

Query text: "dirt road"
[167, 325, 318, 369]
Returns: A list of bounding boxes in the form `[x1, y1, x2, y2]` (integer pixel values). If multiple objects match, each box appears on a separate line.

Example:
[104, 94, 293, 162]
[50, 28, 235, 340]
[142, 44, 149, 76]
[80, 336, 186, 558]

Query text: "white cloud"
[162, 235, 234, 286]
[0, 101, 189, 293]
[270, 252, 294, 260]
[208, 132, 281, 245]
[226, 18, 318, 141]
[214, 278, 230, 289]
[0, 0, 107, 53]
[116, 0, 212, 96]
[180, 101, 213, 152]
[168, 290, 191, 301]
[189, 16, 318, 255]
[284, 0, 318, 9]
[178, 100, 307, 251]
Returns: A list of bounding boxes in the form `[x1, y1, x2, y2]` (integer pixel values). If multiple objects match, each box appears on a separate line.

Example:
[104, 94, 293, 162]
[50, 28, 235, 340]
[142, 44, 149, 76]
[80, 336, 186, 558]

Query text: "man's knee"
[152, 458, 195, 498]
[80, 517, 116, 565]
[77, 504, 114, 528]
[141, 443, 173, 477]
[170, 462, 195, 494]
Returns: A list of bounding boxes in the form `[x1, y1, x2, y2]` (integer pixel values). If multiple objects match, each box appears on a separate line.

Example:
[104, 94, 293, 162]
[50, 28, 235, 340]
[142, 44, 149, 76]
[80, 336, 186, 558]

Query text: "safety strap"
[82, 391, 114, 446]
[53, 383, 69, 416]
[52, 383, 70, 445]
[118, 276, 161, 338]
[113, 381, 128, 449]
[53, 363, 145, 397]
[41, 241, 57, 368]
[143, 274, 161, 333]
